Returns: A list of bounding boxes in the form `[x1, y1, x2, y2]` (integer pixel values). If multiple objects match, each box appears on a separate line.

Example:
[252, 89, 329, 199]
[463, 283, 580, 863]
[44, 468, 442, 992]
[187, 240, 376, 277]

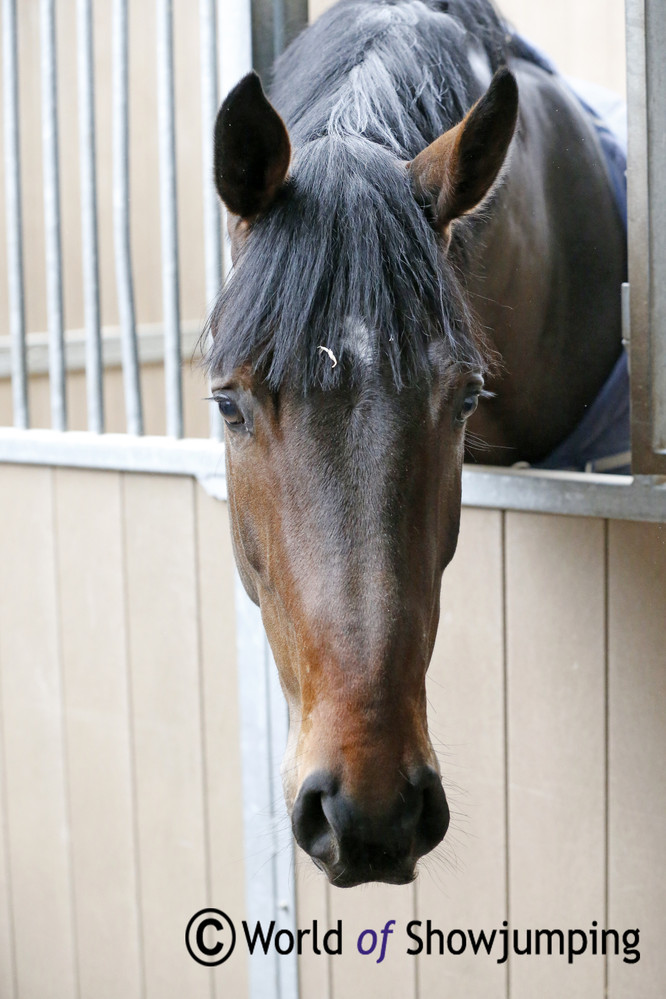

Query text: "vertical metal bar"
[234, 574, 298, 999]
[218, 0, 253, 285]
[234, 575, 278, 999]
[200, 0, 223, 440]
[219, 1, 253, 115]
[267, 642, 297, 999]
[250, 0, 274, 84]
[216, 0, 252, 433]
[40, 0, 66, 431]
[626, 0, 666, 474]
[157, 0, 182, 439]
[112, 0, 143, 435]
[273, 0, 285, 61]
[283, 0, 308, 51]
[251, 0, 306, 84]
[645, 0, 666, 454]
[76, 0, 104, 433]
[626, 0, 650, 472]
[2, 0, 28, 428]
[621, 282, 631, 365]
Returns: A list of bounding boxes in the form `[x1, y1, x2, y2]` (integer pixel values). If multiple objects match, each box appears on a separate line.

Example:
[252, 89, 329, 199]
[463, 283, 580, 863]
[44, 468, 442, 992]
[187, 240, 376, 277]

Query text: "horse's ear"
[408, 68, 518, 235]
[214, 71, 291, 221]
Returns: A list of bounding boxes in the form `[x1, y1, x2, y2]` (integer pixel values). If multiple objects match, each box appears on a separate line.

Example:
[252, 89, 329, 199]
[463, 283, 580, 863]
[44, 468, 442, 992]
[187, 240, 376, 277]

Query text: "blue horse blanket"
[509, 35, 630, 474]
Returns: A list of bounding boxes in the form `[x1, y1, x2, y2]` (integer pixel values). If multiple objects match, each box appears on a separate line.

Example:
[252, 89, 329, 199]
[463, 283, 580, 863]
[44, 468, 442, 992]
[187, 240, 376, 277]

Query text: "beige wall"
[499, 0, 626, 94]
[0, 481, 663, 998]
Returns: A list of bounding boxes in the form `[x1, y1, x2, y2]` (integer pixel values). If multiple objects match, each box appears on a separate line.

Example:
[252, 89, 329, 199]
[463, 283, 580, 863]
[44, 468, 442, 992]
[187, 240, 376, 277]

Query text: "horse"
[206, 0, 626, 887]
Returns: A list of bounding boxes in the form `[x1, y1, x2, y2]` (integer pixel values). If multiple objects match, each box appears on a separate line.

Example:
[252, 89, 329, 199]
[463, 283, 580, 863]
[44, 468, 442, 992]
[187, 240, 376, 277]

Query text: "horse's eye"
[456, 390, 480, 423]
[216, 394, 245, 426]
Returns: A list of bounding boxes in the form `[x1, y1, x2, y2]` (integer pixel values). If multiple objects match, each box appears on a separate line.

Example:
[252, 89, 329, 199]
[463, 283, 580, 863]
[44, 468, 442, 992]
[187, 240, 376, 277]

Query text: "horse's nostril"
[291, 771, 338, 862]
[411, 765, 450, 852]
[293, 765, 450, 880]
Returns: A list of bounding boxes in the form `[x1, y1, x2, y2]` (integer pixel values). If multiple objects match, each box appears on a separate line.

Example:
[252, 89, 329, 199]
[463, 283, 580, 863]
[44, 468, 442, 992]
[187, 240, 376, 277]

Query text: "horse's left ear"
[408, 68, 518, 235]
[214, 71, 291, 221]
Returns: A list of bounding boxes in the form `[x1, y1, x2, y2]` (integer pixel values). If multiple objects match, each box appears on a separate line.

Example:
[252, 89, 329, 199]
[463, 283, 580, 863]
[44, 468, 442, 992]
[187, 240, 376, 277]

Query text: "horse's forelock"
[205, 138, 487, 392]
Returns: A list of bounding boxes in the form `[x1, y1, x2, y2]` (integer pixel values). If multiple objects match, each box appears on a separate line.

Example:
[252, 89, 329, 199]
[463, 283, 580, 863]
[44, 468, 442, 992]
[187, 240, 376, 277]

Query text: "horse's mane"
[272, 0, 509, 153]
[206, 0, 515, 391]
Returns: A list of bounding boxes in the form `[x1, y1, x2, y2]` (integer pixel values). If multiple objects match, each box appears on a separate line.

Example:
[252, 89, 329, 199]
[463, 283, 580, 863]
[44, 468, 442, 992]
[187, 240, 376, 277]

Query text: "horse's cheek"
[225, 450, 265, 603]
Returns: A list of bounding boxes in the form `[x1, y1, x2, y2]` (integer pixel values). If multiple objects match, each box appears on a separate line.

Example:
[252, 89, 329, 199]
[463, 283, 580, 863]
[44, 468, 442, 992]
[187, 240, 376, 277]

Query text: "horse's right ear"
[408, 68, 518, 238]
[214, 71, 291, 221]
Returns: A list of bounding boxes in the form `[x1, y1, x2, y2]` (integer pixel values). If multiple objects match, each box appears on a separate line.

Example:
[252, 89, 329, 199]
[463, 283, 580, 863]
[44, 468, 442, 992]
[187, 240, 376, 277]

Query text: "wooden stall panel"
[608, 521, 666, 999]
[0, 703, 16, 999]
[195, 489, 249, 999]
[0, 467, 77, 998]
[505, 513, 606, 999]
[122, 474, 210, 999]
[418, 508, 507, 999]
[53, 469, 142, 999]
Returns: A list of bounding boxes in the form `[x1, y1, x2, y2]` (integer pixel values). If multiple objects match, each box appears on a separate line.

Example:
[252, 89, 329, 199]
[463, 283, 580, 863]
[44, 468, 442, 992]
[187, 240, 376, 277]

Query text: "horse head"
[207, 68, 517, 887]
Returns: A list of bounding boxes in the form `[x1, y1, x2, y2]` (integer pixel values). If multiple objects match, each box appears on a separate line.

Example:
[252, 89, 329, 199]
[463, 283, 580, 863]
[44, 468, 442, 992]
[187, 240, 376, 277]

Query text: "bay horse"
[206, 0, 626, 887]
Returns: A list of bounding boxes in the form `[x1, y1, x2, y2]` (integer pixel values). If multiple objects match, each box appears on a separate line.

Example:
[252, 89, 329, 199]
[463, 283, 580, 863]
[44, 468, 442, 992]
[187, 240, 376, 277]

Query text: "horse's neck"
[463, 61, 626, 466]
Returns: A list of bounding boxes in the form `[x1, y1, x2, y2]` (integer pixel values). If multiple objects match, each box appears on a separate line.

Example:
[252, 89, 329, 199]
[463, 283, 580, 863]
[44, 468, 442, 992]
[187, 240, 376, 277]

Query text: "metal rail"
[40, 0, 66, 431]
[200, 0, 224, 440]
[2, 0, 28, 429]
[626, 0, 666, 473]
[112, 0, 143, 435]
[157, 0, 183, 438]
[0, 322, 202, 379]
[250, 0, 307, 83]
[0, 428, 664, 522]
[76, 0, 104, 433]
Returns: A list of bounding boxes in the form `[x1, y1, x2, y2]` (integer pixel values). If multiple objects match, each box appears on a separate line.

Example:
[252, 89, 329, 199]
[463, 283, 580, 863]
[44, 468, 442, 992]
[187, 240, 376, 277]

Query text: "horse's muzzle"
[291, 766, 450, 887]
